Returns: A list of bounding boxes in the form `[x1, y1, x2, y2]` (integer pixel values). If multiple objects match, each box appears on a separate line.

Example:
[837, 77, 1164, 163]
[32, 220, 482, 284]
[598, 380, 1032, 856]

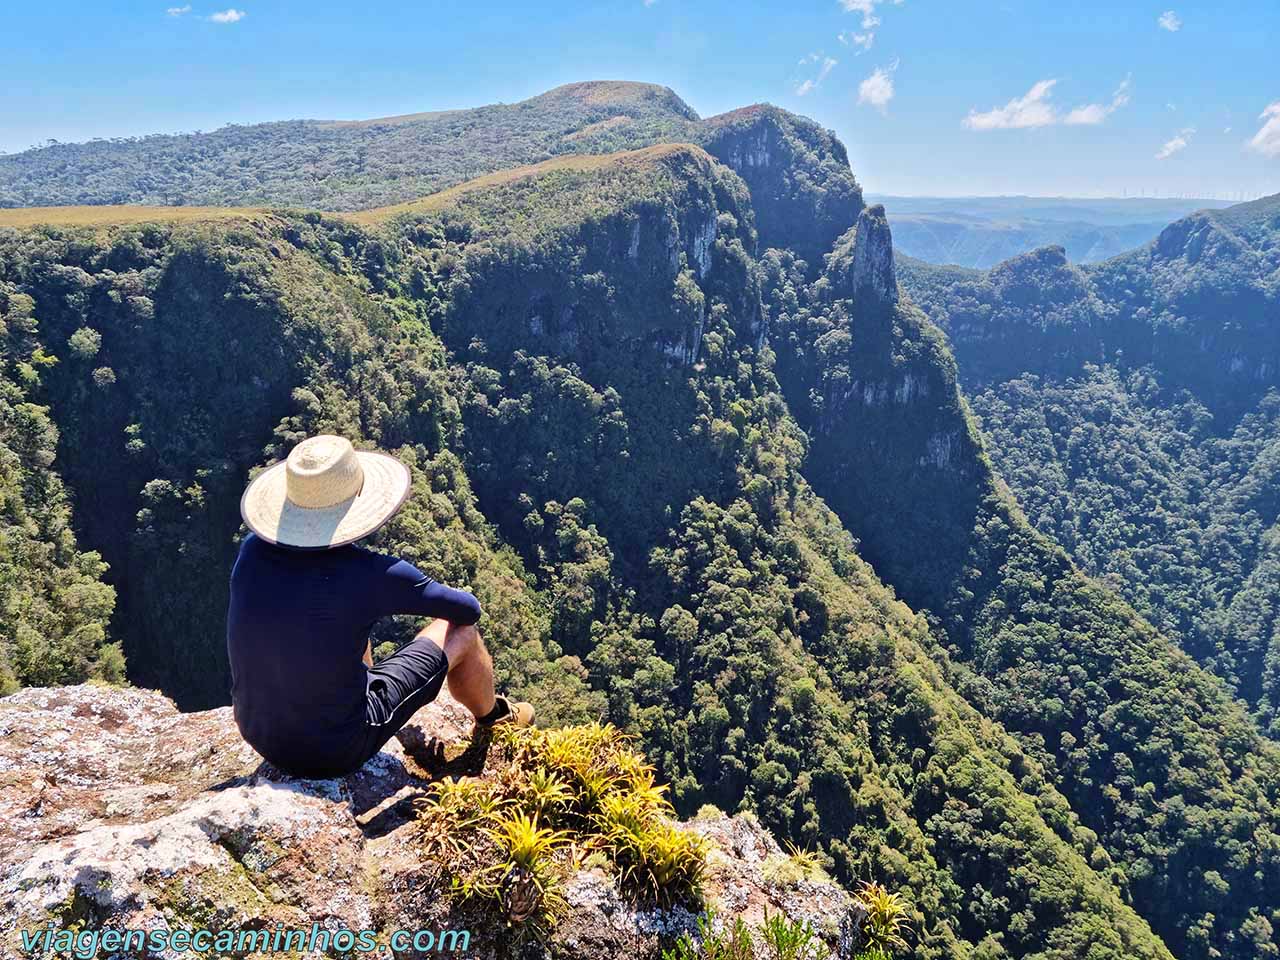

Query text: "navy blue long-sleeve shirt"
[226, 533, 480, 771]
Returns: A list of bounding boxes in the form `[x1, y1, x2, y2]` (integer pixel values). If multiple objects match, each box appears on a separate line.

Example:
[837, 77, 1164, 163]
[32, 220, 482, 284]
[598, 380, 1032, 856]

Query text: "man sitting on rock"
[227, 434, 533, 779]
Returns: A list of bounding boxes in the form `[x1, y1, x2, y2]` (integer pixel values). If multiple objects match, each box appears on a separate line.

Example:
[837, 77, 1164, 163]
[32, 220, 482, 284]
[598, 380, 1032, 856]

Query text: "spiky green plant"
[759, 911, 827, 960]
[491, 811, 565, 871]
[663, 910, 755, 960]
[489, 811, 569, 925]
[417, 720, 708, 929]
[854, 882, 911, 957]
[521, 767, 574, 818]
[782, 842, 824, 878]
[608, 818, 708, 906]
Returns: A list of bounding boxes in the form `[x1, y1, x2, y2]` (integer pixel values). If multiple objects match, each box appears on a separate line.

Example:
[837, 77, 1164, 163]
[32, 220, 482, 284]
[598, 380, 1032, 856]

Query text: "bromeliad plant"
[415, 721, 708, 931]
[852, 881, 912, 958]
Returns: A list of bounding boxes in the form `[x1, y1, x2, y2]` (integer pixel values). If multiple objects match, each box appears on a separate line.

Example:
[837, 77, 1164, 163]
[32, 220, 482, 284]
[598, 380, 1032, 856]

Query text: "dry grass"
[344, 143, 706, 226]
[0, 142, 710, 232]
[0, 205, 268, 229]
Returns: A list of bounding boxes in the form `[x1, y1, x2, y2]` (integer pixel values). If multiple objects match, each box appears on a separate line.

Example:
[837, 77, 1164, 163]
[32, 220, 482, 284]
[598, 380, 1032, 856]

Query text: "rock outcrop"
[827, 205, 898, 310]
[1, 685, 863, 959]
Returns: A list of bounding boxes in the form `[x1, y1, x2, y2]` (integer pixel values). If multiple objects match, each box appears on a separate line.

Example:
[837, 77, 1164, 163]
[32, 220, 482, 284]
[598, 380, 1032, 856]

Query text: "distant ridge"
[0, 81, 705, 213]
[0, 81, 863, 267]
[870, 194, 1236, 267]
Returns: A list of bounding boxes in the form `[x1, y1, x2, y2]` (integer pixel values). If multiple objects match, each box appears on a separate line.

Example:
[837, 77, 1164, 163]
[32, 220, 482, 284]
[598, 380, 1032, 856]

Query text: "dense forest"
[2, 82, 1279, 958]
[898, 197, 1280, 734]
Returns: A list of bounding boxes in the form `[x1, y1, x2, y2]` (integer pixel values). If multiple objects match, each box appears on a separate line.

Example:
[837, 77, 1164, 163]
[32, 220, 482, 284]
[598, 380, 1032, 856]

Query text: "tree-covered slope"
[6, 88, 1279, 959]
[371, 142, 1178, 960]
[766, 206, 1280, 960]
[0, 81, 696, 211]
[0, 212, 596, 718]
[899, 195, 1280, 731]
[1, 146, 1190, 959]
[0, 281, 119, 691]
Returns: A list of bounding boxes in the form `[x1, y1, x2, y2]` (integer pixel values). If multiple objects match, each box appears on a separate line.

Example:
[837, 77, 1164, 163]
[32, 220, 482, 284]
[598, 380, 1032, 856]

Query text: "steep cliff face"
[698, 106, 864, 271]
[0, 215, 434, 709]
[0, 685, 864, 960]
[897, 194, 1280, 729]
[769, 207, 987, 596]
[414, 145, 763, 363]
[895, 246, 1111, 387]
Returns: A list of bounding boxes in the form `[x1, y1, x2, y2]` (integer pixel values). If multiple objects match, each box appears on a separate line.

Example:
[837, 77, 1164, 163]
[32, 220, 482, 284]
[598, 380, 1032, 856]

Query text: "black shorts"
[355, 633, 450, 767]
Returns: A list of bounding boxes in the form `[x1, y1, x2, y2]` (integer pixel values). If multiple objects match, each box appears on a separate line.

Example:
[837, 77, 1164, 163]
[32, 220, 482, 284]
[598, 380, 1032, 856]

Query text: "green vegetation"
[0, 82, 695, 211]
[0, 281, 118, 691]
[968, 366, 1280, 730]
[389, 154, 1179, 959]
[4, 86, 1279, 960]
[901, 194, 1280, 421]
[856, 882, 913, 959]
[418, 721, 707, 933]
[0, 81, 862, 264]
[666, 911, 831, 960]
[0, 213, 593, 715]
[898, 194, 1280, 733]
[765, 214, 1280, 960]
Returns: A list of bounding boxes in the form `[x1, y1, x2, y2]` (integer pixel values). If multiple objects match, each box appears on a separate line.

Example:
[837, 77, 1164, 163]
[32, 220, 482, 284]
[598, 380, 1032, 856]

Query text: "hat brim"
[240, 451, 412, 550]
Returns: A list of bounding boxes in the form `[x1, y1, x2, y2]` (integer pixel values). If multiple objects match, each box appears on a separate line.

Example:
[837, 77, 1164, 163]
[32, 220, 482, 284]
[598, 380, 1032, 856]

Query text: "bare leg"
[420, 618, 497, 719]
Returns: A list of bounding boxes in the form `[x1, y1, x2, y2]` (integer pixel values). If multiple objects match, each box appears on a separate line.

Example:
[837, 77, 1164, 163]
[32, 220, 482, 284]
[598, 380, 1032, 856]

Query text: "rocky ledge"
[1, 684, 863, 959]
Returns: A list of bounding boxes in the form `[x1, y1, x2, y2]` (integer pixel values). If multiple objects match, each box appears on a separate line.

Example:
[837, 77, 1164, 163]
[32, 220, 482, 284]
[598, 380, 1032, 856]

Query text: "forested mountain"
[0, 82, 857, 268]
[899, 195, 1280, 734]
[3, 83, 1279, 959]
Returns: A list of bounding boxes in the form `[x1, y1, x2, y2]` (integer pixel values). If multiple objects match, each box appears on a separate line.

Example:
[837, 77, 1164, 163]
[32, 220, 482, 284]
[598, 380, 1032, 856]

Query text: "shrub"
[416, 720, 709, 933]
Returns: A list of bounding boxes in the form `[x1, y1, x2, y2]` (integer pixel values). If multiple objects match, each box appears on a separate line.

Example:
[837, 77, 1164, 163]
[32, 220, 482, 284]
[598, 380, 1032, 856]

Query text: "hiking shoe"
[477, 694, 535, 729]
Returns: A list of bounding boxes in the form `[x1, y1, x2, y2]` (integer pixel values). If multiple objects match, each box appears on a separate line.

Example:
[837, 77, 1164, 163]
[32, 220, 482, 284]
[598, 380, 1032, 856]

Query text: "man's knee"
[439, 622, 483, 670]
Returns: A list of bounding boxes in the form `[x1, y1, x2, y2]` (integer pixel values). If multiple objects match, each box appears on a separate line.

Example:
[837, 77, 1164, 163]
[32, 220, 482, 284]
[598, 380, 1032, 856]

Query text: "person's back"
[226, 435, 532, 779]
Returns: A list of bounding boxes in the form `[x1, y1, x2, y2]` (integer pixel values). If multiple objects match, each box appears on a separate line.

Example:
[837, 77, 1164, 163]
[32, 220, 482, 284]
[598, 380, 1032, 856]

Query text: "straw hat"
[240, 435, 411, 550]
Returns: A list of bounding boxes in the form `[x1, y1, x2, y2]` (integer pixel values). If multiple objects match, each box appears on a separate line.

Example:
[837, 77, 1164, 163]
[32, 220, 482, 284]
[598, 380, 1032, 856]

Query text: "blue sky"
[4, 1, 1276, 197]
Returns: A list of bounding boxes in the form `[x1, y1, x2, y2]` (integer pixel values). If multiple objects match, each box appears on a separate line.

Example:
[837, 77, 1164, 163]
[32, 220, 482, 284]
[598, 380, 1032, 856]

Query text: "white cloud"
[1158, 10, 1182, 32]
[1155, 127, 1195, 160]
[838, 0, 903, 30]
[165, 4, 191, 14]
[964, 79, 1058, 130]
[966, 76, 1132, 130]
[1248, 102, 1280, 158]
[838, 30, 875, 53]
[1064, 75, 1132, 125]
[858, 59, 898, 113]
[794, 55, 838, 96]
[209, 8, 245, 23]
